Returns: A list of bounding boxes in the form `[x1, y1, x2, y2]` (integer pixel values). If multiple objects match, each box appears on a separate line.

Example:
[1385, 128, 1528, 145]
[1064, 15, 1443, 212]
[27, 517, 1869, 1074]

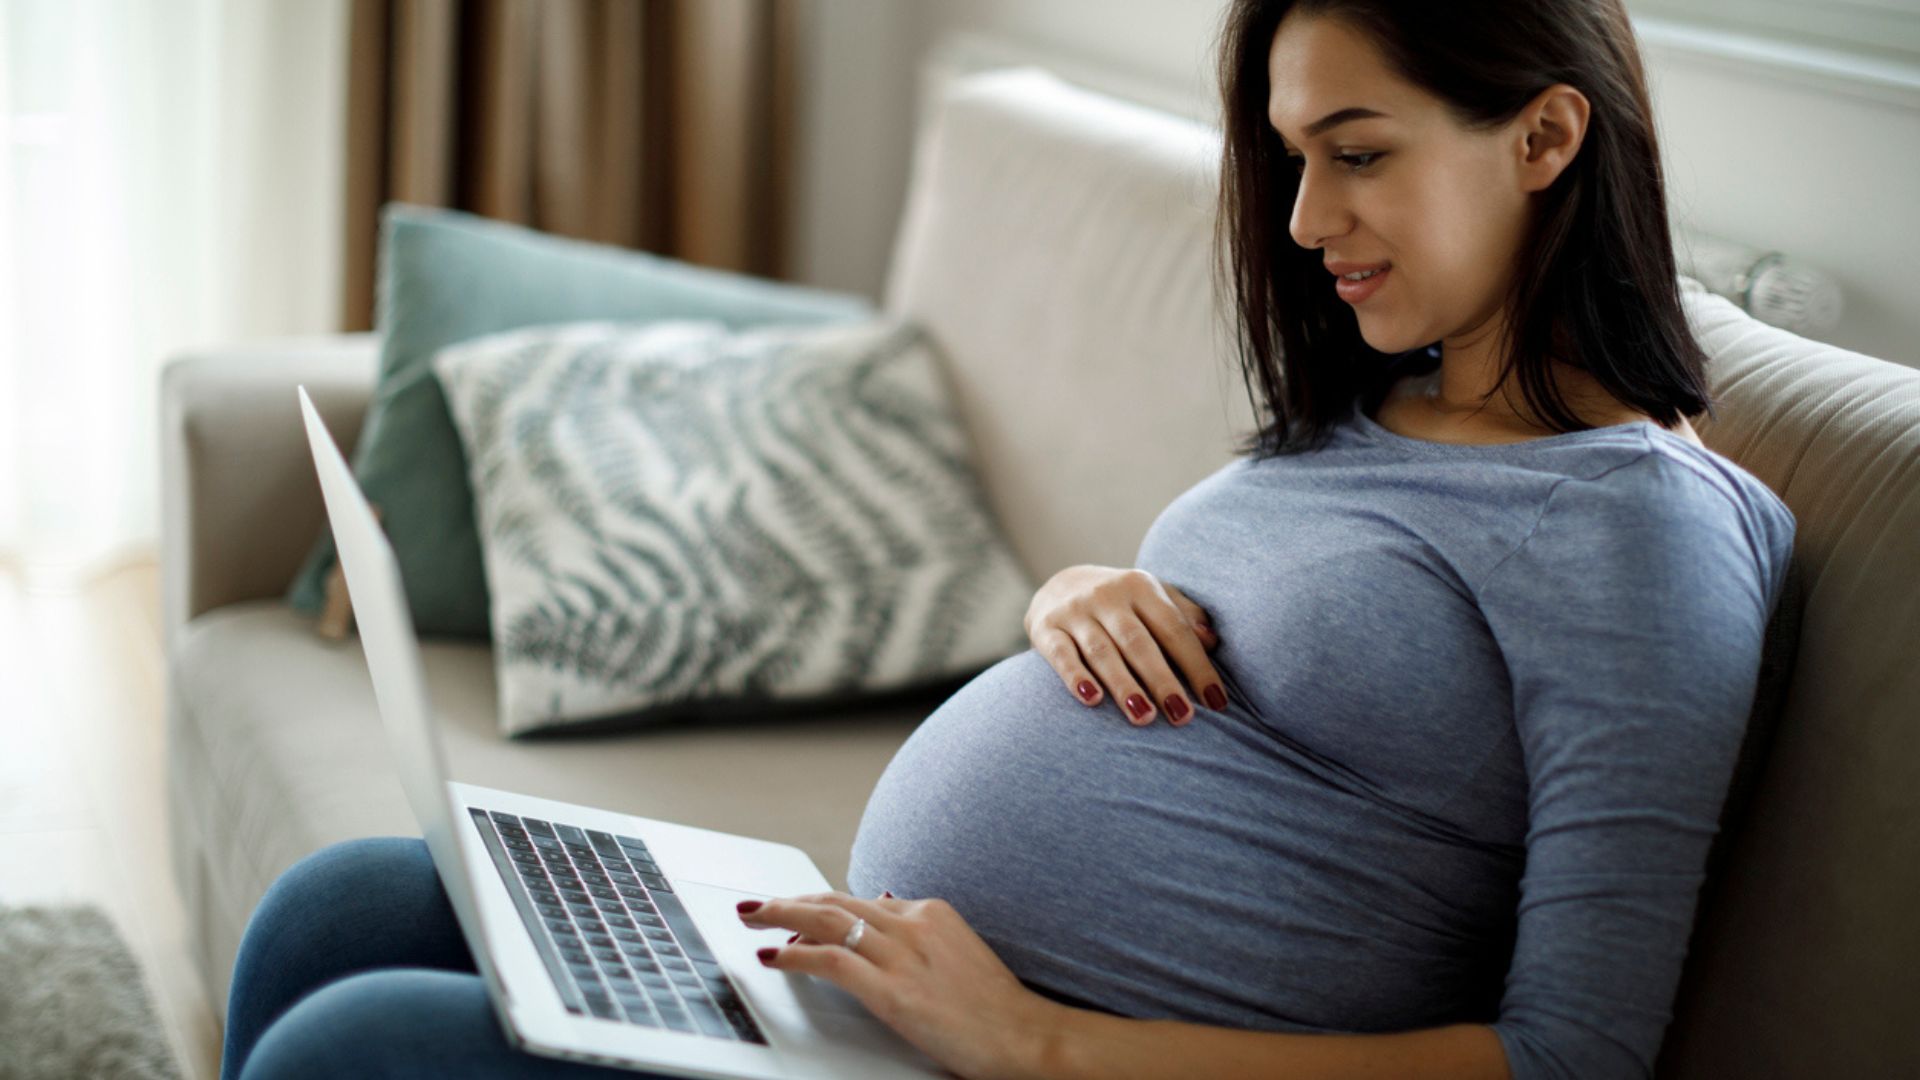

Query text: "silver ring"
[841, 916, 867, 953]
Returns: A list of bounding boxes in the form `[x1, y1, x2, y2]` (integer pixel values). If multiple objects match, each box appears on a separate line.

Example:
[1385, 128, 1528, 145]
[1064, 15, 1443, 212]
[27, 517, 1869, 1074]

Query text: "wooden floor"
[0, 553, 220, 1080]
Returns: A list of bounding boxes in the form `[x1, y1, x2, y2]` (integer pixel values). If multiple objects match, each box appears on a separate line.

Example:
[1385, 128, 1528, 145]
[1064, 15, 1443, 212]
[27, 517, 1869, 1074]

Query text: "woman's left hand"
[737, 891, 1066, 1080]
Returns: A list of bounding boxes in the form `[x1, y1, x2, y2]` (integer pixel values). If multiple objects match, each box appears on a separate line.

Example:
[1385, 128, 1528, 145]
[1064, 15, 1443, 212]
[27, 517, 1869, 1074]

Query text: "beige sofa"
[162, 65, 1918, 1075]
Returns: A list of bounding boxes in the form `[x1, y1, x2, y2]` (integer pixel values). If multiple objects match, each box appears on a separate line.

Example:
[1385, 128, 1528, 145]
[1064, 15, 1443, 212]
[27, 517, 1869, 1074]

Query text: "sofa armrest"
[161, 333, 380, 655]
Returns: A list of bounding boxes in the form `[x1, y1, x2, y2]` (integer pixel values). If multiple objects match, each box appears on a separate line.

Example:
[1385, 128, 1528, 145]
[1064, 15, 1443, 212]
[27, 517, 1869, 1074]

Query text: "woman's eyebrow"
[1273, 106, 1391, 145]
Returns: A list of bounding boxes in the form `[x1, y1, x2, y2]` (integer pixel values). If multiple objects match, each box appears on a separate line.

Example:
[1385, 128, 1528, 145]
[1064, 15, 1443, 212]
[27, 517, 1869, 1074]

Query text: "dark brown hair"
[1214, 0, 1715, 457]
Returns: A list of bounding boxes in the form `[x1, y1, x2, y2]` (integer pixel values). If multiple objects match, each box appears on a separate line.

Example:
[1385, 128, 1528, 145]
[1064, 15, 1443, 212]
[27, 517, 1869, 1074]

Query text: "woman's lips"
[1335, 266, 1390, 304]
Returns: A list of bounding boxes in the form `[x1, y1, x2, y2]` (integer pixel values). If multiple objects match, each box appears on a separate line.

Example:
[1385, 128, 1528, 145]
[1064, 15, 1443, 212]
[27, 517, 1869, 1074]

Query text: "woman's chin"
[1357, 324, 1418, 354]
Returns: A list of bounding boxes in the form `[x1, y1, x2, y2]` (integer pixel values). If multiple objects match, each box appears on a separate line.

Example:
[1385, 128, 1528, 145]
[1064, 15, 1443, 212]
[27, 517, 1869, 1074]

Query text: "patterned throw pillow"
[432, 317, 1037, 736]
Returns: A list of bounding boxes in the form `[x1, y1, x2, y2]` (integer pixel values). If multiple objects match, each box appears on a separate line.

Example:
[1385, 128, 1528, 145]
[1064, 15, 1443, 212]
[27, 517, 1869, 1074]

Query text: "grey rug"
[0, 902, 182, 1080]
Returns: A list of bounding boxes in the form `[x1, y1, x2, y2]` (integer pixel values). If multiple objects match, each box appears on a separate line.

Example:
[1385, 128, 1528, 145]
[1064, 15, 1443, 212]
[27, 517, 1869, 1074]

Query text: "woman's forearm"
[1013, 1006, 1512, 1080]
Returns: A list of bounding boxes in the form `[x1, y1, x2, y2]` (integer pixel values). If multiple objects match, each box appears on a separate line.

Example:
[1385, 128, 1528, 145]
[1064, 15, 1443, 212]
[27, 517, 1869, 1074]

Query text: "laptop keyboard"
[467, 808, 768, 1044]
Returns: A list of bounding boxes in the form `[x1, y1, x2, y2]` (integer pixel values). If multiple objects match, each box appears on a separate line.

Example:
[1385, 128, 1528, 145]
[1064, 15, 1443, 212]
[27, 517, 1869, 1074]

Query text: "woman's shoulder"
[1539, 434, 1797, 586]
[1635, 430, 1793, 531]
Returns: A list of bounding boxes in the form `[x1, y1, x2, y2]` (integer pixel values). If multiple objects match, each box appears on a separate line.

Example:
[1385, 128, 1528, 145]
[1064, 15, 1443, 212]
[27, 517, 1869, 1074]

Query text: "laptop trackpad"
[675, 880, 880, 1020]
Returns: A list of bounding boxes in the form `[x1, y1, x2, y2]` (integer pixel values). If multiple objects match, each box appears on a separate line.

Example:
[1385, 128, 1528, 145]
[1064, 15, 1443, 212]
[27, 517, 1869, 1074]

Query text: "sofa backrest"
[1657, 281, 1920, 1077]
[883, 67, 1256, 583]
[884, 65, 1918, 1075]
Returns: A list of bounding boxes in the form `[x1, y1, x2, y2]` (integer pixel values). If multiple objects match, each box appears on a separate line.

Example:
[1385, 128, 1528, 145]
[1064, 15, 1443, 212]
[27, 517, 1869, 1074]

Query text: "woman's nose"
[1287, 165, 1346, 251]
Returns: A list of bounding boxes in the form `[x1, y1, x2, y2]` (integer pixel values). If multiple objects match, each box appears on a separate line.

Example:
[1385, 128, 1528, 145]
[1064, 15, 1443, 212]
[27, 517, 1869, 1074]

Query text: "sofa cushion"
[169, 600, 945, 1010]
[283, 204, 875, 640]
[432, 317, 1035, 736]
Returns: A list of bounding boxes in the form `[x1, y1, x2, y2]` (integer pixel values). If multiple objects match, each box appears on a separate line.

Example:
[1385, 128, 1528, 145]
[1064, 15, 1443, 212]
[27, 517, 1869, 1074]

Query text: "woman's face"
[1265, 13, 1535, 357]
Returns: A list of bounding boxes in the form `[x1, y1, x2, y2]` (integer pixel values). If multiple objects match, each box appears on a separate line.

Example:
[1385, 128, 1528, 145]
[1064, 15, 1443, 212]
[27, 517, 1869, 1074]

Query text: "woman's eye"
[1287, 152, 1383, 174]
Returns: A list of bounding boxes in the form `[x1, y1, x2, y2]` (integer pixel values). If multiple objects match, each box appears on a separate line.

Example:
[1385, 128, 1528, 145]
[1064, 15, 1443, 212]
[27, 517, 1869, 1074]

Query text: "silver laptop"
[296, 386, 945, 1079]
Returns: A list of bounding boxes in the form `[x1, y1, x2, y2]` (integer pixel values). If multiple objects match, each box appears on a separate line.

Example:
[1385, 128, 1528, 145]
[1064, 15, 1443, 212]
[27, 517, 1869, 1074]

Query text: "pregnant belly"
[846, 649, 1514, 1030]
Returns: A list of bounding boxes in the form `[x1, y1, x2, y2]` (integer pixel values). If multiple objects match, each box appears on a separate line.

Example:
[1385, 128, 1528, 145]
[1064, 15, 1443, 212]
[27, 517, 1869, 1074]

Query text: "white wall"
[786, 0, 1920, 368]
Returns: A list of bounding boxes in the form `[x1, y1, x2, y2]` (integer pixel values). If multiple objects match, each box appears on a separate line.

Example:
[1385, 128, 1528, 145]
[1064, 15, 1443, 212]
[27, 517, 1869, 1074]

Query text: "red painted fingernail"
[736, 900, 763, 914]
[786, 933, 800, 944]
[1166, 694, 1190, 723]
[757, 947, 780, 965]
[1204, 684, 1227, 710]
[881, 890, 895, 898]
[1125, 694, 1152, 721]
[1077, 680, 1099, 702]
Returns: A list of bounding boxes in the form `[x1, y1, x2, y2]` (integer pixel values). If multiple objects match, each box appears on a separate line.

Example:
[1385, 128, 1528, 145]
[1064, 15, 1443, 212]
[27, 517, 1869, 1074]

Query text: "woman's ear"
[1514, 83, 1590, 194]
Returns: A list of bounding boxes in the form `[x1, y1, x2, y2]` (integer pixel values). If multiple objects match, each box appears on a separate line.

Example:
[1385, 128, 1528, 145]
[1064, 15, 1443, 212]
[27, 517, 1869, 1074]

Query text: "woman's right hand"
[1023, 564, 1228, 727]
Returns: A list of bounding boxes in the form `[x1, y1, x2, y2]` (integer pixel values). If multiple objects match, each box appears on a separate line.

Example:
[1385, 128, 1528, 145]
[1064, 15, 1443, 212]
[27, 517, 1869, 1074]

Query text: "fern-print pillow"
[432, 317, 1037, 736]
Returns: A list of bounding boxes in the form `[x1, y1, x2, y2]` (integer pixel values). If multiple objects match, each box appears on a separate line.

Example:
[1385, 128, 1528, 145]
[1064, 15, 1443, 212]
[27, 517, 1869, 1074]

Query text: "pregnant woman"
[220, 2, 1794, 1078]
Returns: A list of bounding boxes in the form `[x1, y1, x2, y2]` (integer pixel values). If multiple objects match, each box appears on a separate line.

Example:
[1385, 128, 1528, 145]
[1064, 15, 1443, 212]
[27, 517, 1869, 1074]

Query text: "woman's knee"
[237, 969, 502, 1079]
[225, 836, 475, 1077]
[239, 969, 636, 1080]
[245, 836, 469, 968]
[263, 836, 434, 916]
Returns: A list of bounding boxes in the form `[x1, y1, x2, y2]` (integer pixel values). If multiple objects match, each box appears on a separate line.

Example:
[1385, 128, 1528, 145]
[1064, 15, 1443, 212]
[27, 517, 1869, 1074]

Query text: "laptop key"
[657, 1008, 694, 1034]
[727, 1014, 767, 1044]
[521, 817, 556, 837]
[648, 891, 717, 964]
[682, 998, 733, 1039]
[637, 872, 673, 893]
[585, 997, 619, 1021]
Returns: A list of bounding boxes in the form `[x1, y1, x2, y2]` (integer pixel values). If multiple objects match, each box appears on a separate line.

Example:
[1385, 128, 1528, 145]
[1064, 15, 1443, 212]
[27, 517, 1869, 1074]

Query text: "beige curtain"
[340, 0, 797, 332]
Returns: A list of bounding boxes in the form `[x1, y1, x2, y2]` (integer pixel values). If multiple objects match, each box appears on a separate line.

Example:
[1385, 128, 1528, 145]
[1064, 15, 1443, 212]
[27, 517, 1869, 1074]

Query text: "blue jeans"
[221, 836, 658, 1079]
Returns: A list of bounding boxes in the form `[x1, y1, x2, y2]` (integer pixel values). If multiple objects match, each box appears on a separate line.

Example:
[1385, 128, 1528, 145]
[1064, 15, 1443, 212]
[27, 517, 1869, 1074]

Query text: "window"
[1629, 0, 1920, 68]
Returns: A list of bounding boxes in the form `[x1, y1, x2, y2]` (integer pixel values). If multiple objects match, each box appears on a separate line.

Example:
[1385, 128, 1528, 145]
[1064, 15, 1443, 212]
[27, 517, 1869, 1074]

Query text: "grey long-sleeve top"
[847, 394, 1796, 1079]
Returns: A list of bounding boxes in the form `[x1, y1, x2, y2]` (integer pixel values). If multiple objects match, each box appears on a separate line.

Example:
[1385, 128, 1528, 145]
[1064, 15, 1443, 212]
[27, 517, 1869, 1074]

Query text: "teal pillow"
[286, 203, 875, 638]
